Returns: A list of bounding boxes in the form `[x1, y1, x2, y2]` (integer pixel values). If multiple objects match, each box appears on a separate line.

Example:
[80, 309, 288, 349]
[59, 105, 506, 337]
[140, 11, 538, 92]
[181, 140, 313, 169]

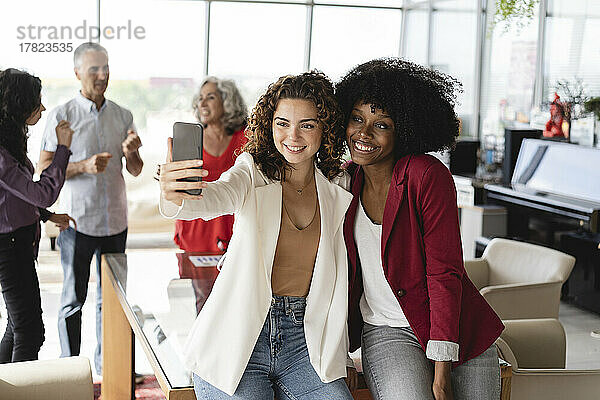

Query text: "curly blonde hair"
[243, 71, 345, 181]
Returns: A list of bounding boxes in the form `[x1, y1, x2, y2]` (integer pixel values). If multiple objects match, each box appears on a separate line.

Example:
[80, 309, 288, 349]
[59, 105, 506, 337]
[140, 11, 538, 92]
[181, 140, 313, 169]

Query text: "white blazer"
[160, 152, 353, 395]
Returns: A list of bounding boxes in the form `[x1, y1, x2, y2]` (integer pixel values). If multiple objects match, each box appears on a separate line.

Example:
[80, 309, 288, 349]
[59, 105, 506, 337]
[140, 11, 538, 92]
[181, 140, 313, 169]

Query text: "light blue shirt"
[42, 92, 134, 236]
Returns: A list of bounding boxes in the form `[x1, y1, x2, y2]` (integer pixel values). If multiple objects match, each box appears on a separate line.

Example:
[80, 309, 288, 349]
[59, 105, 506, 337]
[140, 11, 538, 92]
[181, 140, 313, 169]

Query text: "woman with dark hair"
[174, 77, 248, 253]
[159, 71, 354, 399]
[336, 58, 504, 400]
[0, 68, 74, 363]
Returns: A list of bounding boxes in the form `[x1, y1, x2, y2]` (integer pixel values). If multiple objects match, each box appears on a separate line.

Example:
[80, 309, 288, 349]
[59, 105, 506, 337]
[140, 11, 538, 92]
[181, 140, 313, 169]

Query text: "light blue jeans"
[361, 324, 500, 400]
[193, 296, 353, 400]
[57, 227, 127, 375]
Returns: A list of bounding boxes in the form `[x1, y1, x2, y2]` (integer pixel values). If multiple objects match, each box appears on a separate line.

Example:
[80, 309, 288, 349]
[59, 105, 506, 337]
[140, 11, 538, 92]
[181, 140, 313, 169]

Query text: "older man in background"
[37, 42, 142, 375]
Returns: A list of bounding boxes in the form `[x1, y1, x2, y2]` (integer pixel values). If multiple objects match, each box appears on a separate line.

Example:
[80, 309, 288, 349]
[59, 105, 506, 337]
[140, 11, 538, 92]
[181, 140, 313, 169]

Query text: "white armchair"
[464, 238, 575, 319]
[496, 319, 600, 400]
[0, 356, 93, 400]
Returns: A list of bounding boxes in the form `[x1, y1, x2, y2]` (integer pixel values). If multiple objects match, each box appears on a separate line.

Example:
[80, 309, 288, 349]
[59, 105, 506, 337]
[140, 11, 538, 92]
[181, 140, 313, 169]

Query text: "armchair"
[0, 356, 93, 400]
[464, 238, 575, 319]
[496, 318, 600, 400]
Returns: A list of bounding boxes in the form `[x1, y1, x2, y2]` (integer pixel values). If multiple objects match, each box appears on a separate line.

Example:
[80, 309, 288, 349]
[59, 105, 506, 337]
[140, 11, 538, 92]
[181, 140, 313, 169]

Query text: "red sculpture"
[544, 92, 569, 138]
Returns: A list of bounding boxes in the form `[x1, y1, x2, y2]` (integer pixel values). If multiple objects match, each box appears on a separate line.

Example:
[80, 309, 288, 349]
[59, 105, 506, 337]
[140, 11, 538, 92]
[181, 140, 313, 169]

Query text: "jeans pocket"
[288, 308, 305, 326]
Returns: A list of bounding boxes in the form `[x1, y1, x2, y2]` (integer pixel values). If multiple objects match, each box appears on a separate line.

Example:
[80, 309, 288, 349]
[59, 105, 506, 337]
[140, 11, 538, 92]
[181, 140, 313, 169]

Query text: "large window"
[480, 9, 539, 137]
[3, 0, 598, 149]
[404, 9, 428, 65]
[430, 9, 478, 134]
[315, 0, 403, 6]
[479, 0, 600, 139]
[208, 2, 307, 106]
[0, 0, 96, 78]
[0, 0, 97, 162]
[403, 0, 481, 137]
[310, 6, 402, 80]
[543, 0, 600, 102]
[99, 0, 207, 199]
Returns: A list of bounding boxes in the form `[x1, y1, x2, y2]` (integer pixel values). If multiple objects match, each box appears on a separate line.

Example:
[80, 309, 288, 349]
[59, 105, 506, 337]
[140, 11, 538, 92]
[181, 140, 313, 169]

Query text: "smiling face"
[346, 102, 396, 168]
[272, 98, 323, 170]
[75, 50, 109, 99]
[196, 82, 225, 126]
[25, 101, 46, 125]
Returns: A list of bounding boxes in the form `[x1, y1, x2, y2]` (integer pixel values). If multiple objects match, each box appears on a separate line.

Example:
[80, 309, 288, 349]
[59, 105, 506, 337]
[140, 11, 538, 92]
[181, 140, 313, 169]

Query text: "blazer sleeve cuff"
[346, 353, 355, 369]
[159, 196, 184, 219]
[425, 340, 459, 362]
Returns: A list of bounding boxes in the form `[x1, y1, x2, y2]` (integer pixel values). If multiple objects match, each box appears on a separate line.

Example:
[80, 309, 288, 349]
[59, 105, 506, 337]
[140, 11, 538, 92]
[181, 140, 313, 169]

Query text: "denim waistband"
[271, 295, 306, 311]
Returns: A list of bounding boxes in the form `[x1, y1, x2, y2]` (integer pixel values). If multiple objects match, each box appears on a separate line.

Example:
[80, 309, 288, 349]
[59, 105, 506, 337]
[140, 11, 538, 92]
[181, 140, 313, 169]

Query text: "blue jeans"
[57, 227, 127, 375]
[361, 324, 500, 400]
[193, 296, 353, 400]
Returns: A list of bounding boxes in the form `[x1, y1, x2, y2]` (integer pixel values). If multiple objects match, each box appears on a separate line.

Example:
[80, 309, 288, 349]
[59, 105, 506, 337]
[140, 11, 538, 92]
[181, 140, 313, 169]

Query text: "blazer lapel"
[381, 155, 412, 261]
[345, 166, 364, 285]
[315, 169, 354, 240]
[311, 169, 353, 300]
[255, 182, 282, 278]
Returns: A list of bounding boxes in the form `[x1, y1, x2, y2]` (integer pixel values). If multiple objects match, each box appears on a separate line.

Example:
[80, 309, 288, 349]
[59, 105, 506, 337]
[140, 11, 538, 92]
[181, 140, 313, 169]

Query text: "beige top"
[161, 153, 354, 396]
[271, 200, 321, 297]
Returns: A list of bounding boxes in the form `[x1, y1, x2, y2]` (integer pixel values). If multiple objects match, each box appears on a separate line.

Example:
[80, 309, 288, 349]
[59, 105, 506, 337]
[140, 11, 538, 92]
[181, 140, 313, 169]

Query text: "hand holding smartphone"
[172, 122, 204, 195]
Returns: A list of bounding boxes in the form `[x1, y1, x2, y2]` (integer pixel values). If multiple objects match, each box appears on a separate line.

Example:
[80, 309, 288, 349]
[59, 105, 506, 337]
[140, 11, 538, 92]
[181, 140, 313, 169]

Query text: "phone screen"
[172, 122, 203, 195]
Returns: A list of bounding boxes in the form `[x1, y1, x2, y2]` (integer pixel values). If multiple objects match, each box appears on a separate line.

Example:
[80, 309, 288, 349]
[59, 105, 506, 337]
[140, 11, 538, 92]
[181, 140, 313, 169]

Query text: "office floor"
[1, 231, 599, 381]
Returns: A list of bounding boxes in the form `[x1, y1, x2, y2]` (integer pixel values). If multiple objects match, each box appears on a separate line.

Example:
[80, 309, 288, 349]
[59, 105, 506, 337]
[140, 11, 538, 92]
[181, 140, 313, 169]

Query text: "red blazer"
[344, 154, 504, 366]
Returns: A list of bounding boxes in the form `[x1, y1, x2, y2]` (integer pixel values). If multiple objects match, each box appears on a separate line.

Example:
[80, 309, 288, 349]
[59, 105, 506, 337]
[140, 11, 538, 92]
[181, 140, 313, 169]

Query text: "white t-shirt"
[355, 199, 411, 328]
[354, 198, 460, 362]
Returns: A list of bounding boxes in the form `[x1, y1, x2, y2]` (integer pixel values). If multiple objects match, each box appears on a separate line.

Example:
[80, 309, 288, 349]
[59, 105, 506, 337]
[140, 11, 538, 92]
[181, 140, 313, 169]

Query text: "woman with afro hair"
[0, 68, 74, 362]
[159, 71, 354, 399]
[337, 58, 504, 400]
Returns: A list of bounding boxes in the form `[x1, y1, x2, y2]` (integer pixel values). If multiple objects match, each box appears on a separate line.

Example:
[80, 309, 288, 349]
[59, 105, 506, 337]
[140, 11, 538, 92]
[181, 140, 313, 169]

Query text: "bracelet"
[154, 164, 161, 181]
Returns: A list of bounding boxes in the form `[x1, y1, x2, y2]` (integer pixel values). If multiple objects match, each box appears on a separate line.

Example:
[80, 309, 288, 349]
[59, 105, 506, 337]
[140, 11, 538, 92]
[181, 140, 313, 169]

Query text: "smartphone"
[172, 122, 203, 195]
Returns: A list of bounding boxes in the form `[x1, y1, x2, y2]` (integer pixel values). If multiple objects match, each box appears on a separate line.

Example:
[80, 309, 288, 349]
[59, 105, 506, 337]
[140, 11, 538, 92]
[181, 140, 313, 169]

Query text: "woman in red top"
[337, 59, 504, 400]
[174, 77, 247, 253]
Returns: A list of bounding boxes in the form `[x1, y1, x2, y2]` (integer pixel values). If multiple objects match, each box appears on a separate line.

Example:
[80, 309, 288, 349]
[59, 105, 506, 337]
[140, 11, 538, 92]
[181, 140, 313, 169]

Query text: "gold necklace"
[284, 174, 314, 195]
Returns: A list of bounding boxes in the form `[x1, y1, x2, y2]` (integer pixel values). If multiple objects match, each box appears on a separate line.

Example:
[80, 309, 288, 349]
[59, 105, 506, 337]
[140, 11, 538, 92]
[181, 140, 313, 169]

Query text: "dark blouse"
[0, 144, 70, 233]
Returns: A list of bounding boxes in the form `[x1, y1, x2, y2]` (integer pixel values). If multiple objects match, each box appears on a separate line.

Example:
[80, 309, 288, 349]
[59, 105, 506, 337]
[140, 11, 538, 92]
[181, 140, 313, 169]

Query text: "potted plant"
[555, 78, 588, 122]
[584, 97, 600, 146]
[550, 79, 591, 143]
[584, 97, 600, 121]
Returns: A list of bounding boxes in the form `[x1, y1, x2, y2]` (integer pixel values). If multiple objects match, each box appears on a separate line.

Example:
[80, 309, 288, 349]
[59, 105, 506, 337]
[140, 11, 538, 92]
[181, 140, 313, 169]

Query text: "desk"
[101, 251, 511, 400]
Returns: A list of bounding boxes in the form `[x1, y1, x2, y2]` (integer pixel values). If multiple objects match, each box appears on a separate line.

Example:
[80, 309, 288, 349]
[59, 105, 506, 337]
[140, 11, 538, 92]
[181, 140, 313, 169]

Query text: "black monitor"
[449, 138, 480, 176]
[503, 128, 541, 184]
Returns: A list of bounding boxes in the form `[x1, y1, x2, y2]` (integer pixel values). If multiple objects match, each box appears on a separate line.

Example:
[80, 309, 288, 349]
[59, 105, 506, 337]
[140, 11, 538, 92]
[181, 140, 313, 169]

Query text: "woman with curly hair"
[159, 71, 354, 399]
[0, 68, 74, 363]
[336, 58, 504, 400]
[174, 77, 248, 253]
